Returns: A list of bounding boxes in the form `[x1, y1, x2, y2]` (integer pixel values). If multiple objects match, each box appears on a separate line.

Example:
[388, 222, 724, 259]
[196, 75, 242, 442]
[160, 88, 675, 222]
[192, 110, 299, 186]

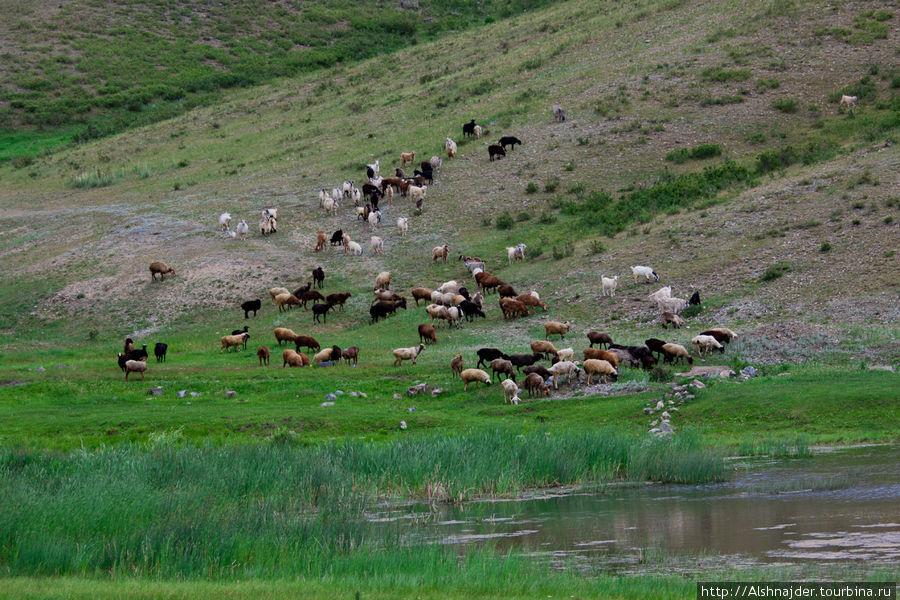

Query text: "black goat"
[312, 302, 333, 323]
[459, 300, 485, 321]
[476, 348, 508, 368]
[330, 229, 344, 246]
[312, 267, 325, 289]
[508, 353, 544, 372]
[462, 119, 477, 137]
[644, 338, 668, 360]
[689, 291, 701, 306]
[498, 136, 522, 151]
[154, 342, 168, 362]
[241, 299, 261, 318]
[488, 144, 506, 162]
[231, 325, 249, 336]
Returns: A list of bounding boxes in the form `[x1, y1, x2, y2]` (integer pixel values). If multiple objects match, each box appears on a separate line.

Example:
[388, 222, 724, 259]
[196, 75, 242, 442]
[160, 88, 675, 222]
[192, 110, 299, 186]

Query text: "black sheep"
[644, 338, 668, 360]
[330, 229, 344, 246]
[154, 342, 168, 362]
[366, 165, 375, 179]
[241, 299, 261, 318]
[458, 287, 470, 300]
[587, 331, 612, 348]
[232, 325, 249, 336]
[498, 136, 522, 151]
[312, 302, 333, 323]
[413, 169, 433, 185]
[459, 300, 485, 321]
[369, 301, 397, 324]
[476, 348, 509, 368]
[312, 267, 325, 289]
[522, 365, 553, 380]
[462, 119, 476, 137]
[508, 353, 544, 372]
[689, 291, 701, 306]
[293, 282, 312, 298]
[488, 144, 506, 162]
[117, 345, 148, 371]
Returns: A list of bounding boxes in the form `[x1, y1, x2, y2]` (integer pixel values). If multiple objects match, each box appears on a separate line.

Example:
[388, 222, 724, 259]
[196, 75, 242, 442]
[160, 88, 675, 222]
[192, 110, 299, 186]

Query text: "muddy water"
[373, 445, 900, 572]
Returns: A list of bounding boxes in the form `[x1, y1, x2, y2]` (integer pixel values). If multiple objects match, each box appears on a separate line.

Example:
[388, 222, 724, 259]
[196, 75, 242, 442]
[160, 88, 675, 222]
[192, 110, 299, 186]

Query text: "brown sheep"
[374, 271, 391, 290]
[530, 340, 559, 360]
[460, 368, 491, 391]
[661, 312, 685, 329]
[315, 230, 327, 252]
[275, 293, 302, 312]
[400, 151, 415, 167]
[582, 359, 617, 385]
[516, 294, 548, 313]
[587, 331, 612, 348]
[411, 287, 434, 306]
[524, 373, 550, 398]
[475, 271, 503, 294]
[450, 354, 464, 378]
[124, 359, 147, 381]
[661, 343, 693, 365]
[293, 335, 320, 353]
[583, 348, 619, 369]
[498, 284, 517, 298]
[544, 321, 571, 340]
[490, 358, 516, 383]
[220, 332, 250, 353]
[341, 345, 359, 365]
[432, 245, 449, 264]
[273, 327, 299, 346]
[282, 349, 310, 367]
[257, 346, 270, 366]
[418, 324, 438, 345]
[326, 292, 352, 311]
[149, 261, 176, 281]
[499, 298, 528, 320]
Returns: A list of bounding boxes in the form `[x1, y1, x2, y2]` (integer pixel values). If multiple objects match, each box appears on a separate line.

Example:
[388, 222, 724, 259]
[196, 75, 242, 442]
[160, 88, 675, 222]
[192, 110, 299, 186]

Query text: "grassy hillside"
[0, 0, 555, 158]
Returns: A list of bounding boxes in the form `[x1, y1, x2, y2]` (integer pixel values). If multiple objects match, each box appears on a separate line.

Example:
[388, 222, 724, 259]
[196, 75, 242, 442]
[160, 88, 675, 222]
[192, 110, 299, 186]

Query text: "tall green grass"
[0, 428, 725, 578]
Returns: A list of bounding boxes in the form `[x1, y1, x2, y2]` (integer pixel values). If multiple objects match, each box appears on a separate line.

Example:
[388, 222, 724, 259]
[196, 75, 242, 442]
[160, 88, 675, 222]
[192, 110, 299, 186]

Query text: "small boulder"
[654, 400, 665, 411]
[393, 393, 403, 400]
[431, 388, 442, 397]
[689, 379, 706, 389]
[321, 401, 335, 407]
[148, 388, 163, 396]
[740, 366, 757, 378]
[407, 406, 417, 412]
[189, 392, 202, 397]
[406, 382, 429, 396]
[643, 407, 653, 415]
[225, 390, 237, 398]
[35, 366, 46, 372]
[177, 390, 187, 398]
[399, 420, 408, 430]
[324, 393, 337, 401]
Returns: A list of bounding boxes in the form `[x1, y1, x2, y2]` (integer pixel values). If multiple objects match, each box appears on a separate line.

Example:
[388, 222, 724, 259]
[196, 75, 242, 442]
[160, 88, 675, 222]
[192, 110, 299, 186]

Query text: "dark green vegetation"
[0, 0, 556, 160]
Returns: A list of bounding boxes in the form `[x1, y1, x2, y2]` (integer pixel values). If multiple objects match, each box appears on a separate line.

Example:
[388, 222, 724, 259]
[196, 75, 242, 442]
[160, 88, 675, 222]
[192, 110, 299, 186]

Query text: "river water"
[371, 445, 900, 573]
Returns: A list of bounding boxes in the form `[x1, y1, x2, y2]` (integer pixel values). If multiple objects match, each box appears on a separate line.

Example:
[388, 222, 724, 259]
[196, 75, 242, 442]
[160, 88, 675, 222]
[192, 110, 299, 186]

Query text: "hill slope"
[0, 0, 898, 365]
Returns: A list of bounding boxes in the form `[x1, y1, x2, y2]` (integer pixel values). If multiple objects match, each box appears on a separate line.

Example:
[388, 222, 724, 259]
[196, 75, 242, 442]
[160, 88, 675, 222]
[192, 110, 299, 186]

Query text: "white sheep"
[331, 187, 341, 205]
[345, 240, 362, 256]
[546, 360, 583, 389]
[601, 275, 618, 297]
[374, 271, 391, 290]
[368, 210, 382, 228]
[351, 187, 361, 206]
[236, 219, 249, 239]
[370, 236, 384, 254]
[437, 280, 459, 294]
[556, 348, 575, 362]
[432, 244, 449, 263]
[392, 343, 426, 366]
[445, 138, 457, 158]
[409, 185, 427, 204]
[259, 215, 274, 236]
[582, 359, 617, 384]
[691, 335, 723, 357]
[262, 207, 278, 221]
[657, 296, 686, 314]
[631, 265, 659, 283]
[473, 125, 483, 139]
[471, 267, 483, 278]
[269, 287, 290, 303]
[218, 212, 232, 231]
[506, 243, 526, 264]
[500, 378, 518, 403]
[318, 189, 329, 207]
[384, 186, 394, 203]
[124, 359, 147, 381]
[430, 290, 443, 305]
[323, 197, 336, 215]
[397, 217, 408, 236]
[429, 156, 442, 171]
[839, 94, 858, 108]
[341, 180, 354, 198]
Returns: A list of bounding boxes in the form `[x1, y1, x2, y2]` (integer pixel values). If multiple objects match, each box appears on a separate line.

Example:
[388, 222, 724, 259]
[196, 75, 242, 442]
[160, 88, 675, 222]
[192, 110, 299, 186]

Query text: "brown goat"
[149, 261, 176, 281]
[418, 324, 438, 345]
[257, 346, 270, 366]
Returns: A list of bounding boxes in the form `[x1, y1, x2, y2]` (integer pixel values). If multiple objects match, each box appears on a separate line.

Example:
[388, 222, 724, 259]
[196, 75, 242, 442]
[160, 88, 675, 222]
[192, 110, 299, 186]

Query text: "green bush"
[681, 304, 702, 319]
[666, 143, 722, 163]
[495, 212, 515, 230]
[755, 146, 798, 173]
[525, 182, 539, 194]
[551, 242, 574, 259]
[820, 242, 832, 252]
[516, 211, 531, 222]
[588, 239, 606, 254]
[760, 263, 790, 282]
[772, 97, 798, 113]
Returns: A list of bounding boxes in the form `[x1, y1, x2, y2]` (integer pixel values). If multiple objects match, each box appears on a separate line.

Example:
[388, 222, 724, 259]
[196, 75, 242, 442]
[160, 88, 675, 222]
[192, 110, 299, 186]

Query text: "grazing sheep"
[608, 347, 638, 368]
[450, 354, 464, 378]
[544, 321, 571, 340]
[552, 105, 566, 123]
[149, 261, 176, 281]
[661, 343, 693, 365]
[522, 365, 553, 380]
[269, 287, 290, 303]
[583, 348, 619, 369]
[322, 197, 336, 215]
[236, 219, 249, 239]
[508, 353, 544, 372]
[473, 124, 483, 139]
[498, 284, 517, 298]
[345, 240, 362, 255]
[241, 299, 262, 318]
[313, 345, 341, 364]
[397, 217, 408, 236]
[275, 293, 301, 312]
[425, 303, 452, 327]
[460, 368, 491, 391]
[370, 300, 404, 323]
[273, 327, 298, 346]
[219, 212, 232, 231]
[392, 343, 426, 366]
[546, 360, 583, 389]
[498, 136, 522, 151]
[700, 328, 738, 346]
[446, 138, 457, 158]
[411, 287, 434, 306]
[124, 359, 147, 381]
[839, 94, 858, 108]
[631, 265, 659, 283]
[474, 271, 503, 294]
[459, 300, 486, 321]
[524, 373, 550, 398]
[601, 275, 618, 297]
[282, 349, 310, 367]
[644, 338, 668, 360]
[330, 229, 344, 246]
[432, 245, 450, 263]
[506, 243, 526, 264]
[610, 344, 657, 370]
[409, 185, 427, 205]
[154, 342, 167, 362]
[514, 294, 547, 313]
[530, 340, 559, 359]
[312, 302, 334, 323]
[488, 144, 506, 162]
[257, 345, 270, 366]
[587, 331, 612, 348]
[220, 332, 250, 353]
[583, 359, 617, 384]
[648, 286, 672, 302]
[499, 298, 528, 320]
[374, 271, 391, 290]
[341, 345, 359, 365]
[556, 348, 575, 362]
[490, 358, 516, 383]
[501, 378, 518, 404]
[324, 292, 351, 312]
[400, 151, 415, 167]
[476, 348, 509, 368]
[370, 236, 385, 255]
[661, 312, 685, 329]
[691, 335, 723, 357]
[657, 296, 687, 314]
[418, 324, 438, 345]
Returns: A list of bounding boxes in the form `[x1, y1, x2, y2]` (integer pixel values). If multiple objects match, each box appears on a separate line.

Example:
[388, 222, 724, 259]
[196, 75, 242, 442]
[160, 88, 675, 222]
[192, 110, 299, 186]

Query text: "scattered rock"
[431, 388, 442, 397]
[224, 391, 237, 398]
[650, 419, 659, 427]
[661, 411, 670, 419]
[654, 400, 665, 411]
[359, 392, 367, 398]
[35, 366, 45, 372]
[643, 407, 653, 415]
[148, 388, 163, 396]
[868, 365, 894, 372]
[177, 390, 187, 398]
[676, 366, 734, 378]
[324, 393, 337, 401]
[740, 366, 758, 378]
[349, 391, 358, 397]
[407, 406, 417, 412]
[684, 394, 695, 400]
[54, 364, 69, 369]
[407, 382, 429, 396]
[689, 379, 706, 389]
[335, 390, 344, 395]
[393, 393, 404, 400]
[189, 392, 202, 397]
[399, 420, 408, 430]
[321, 401, 335, 407]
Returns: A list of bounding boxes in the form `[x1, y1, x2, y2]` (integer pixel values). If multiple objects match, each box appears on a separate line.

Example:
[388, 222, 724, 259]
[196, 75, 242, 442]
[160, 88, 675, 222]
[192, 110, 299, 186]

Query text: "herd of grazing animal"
[128, 111, 739, 399]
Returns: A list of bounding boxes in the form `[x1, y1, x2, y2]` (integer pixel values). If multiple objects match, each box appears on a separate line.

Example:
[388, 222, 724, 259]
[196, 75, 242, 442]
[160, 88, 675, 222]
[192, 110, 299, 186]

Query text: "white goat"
[507, 243, 526, 264]
[218, 212, 232, 231]
[397, 217, 408, 236]
[631, 265, 659, 283]
[370, 236, 384, 254]
[601, 275, 618, 297]
[236, 219, 249, 239]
